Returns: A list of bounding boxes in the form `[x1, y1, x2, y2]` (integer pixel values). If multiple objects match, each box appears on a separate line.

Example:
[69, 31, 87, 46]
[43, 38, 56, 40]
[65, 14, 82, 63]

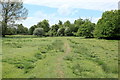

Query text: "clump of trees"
[2, 8, 120, 39]
[5, 24, 29, 35]
[17, 24, 28, 35]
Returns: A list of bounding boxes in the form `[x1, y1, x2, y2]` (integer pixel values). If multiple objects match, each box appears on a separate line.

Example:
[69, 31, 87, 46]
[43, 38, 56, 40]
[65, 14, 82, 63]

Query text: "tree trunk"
[2, 21, 7, 37]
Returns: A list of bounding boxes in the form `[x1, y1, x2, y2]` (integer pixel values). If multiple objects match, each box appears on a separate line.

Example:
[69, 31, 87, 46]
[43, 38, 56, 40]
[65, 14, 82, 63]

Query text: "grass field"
[2, 35, 118, 78]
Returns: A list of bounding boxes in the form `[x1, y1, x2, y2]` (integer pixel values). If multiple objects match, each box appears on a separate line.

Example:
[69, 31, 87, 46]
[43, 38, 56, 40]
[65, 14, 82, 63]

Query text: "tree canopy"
[77, 19, 95, 37]
[94, 10, 120, 38]
[37, 19, 50, 32]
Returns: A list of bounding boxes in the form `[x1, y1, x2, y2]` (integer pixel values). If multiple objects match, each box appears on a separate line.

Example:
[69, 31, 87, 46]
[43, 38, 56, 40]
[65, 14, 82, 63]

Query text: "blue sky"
[24, 4, 102, 18]
[20, 0, 118, 28]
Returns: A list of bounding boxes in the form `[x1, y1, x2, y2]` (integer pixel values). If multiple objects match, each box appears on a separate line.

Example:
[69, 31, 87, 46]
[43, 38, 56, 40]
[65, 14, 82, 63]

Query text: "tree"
[64, 27, 73, 36]
[48, 24, 59, 36]
[57, 27, 65, 36]
[24, 27, 28, 35]
[58, 20, 63, 28]
[64, 20, 71, 27]
[29, 25, 37, 35]
[17, 24, 24, 34]
[6, 27, 17, 35]
[74, 18, 85, 33]
[94, 10, 120, 38]
[37, 19, 50, 32]
[58, 20, 63, 25]
[0, 0, 28, 37]
[74, 18, 84, 26]
[33, 28, 44, 36]
[77, 19, 95, 38]
[17, 24, 28, 34]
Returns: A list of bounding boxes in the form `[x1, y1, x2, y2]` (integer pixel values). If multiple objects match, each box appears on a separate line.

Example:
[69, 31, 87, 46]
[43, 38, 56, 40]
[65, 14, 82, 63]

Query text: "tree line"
[0, 0, 119, 39]
[4, 10, 120, 39]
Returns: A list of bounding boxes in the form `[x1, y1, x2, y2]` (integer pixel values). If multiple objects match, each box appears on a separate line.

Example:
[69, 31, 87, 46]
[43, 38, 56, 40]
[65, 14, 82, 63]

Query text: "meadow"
[2, 35, 118, 78]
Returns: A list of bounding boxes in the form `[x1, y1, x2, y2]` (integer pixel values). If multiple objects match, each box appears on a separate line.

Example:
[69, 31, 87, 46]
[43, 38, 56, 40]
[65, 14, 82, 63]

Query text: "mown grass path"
[56, 39, 71, 78]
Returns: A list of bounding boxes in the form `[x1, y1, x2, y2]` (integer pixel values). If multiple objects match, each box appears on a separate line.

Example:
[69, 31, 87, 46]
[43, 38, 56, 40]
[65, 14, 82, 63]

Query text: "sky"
[18, 0, 119, 28]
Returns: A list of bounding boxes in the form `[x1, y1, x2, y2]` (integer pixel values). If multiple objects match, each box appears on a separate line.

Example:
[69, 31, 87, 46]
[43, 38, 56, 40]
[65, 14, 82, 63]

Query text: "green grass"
[2, 35, 118, 78]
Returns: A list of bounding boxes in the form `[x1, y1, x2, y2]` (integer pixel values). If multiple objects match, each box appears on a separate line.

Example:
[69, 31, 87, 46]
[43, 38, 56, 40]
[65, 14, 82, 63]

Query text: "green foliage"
[17, 24, 28, 35]
[58, 20, 63, 27]
[73, 18, 85, 35]
[37, 19, 50, 32]
[77, 19, 95, 37]
[94, 10, 120, 38]
[3, 10, 120, 39]
[57, 27, 65, 36]
[33, 28, 44, 36]
[64, 20, 71, 27]
[29, 25, 38, 35]
[74, 18, 85, 27]
[74, 18, 84, 26]
[4, 24, 29, 35]
[64, 27, 73, 36]
[6, 27, 17, 35]
[48, 24, 59, 36]
[24, 27, 29, 35]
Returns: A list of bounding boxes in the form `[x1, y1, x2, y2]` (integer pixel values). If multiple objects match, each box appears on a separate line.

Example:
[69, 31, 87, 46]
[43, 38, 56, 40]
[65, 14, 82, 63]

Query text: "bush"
[33, 28, 44, 36]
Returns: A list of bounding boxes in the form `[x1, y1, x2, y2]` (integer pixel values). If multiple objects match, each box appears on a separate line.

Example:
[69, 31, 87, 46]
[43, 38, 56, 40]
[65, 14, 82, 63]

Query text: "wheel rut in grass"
[56, 39, 71, 78]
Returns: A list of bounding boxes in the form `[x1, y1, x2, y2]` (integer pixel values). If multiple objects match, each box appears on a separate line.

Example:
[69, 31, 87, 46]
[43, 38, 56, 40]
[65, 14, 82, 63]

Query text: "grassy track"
[2, 35, 118, 78]
[56, 39, 71, 78]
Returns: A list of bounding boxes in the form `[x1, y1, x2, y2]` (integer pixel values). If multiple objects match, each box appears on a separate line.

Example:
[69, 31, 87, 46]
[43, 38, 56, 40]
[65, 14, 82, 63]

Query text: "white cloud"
[18, 11, 79, 28]
[91, 17, 101, 23]
[17, 17, 40, 28]
[23, 0, 118, 11]
[19, 11, 101, 28]
[1, 0, 112, 28]
[19, 0, 119, 28]
[18, 11, 56, 28]
[58, 4, 73, 16]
